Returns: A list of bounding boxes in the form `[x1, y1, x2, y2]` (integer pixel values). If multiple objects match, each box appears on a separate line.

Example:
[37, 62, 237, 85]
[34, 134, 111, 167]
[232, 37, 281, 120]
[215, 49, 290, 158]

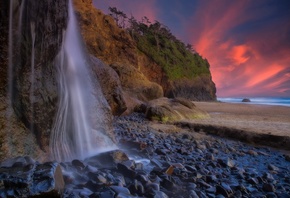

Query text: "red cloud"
[186, 0, 290, 97]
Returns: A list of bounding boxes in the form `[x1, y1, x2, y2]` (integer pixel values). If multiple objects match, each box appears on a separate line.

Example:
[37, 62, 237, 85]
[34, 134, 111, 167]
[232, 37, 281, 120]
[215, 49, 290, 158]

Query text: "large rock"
[143, 97, 209, 122]
[0, 157, 64, 197]
[90, 56, 127, 115]
[110, 63, 163, 102]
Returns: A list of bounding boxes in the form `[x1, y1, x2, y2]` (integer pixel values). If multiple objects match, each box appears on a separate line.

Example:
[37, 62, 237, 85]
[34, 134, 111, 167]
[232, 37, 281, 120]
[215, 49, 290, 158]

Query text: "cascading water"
[29, 22, 35, 133]
[50, 0, 116, 162]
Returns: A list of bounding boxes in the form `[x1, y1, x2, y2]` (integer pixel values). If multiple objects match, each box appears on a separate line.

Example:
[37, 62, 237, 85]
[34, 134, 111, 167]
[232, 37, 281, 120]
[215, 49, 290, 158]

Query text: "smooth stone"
[189, 190, 199, 198]
[93, 189, 116, 198]
[266, 192, 277, 198]
[85, 150, 129, 168]
[263, 183, 275, 192]
[153, 191, 169, 198]
[117, 163, 136, 179]
[268, 164, 279, 171]
[160, 178, 175, 190]
[216, 185, 230, 197]
[72, 159, 86, 170]
[284, 154, 290, 162]
[248, 177, 259, 185]
[128, 180, 144, 195]
[226, 159, 235, 168]
[247, 150, 258, 156]
[146, 183, 160, 192]
[110, 186, 130, 195]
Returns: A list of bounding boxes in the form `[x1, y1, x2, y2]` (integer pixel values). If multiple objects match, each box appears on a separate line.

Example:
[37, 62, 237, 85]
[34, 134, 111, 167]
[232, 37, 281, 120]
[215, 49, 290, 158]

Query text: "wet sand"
[191, 102, 290, 137]
[174, 101, 290, 151]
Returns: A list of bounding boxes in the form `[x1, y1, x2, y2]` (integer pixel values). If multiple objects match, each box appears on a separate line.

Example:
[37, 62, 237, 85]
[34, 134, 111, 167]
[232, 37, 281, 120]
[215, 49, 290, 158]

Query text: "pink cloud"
[186, 0, 290, 97]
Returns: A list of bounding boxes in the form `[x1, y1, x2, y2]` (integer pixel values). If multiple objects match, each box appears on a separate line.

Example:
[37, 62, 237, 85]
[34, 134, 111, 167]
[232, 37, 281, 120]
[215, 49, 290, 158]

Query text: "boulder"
[90, 56, 127, 115]
[0, 157, 64, 197]
[143, 97, 209, 122]
[85, 150, 129, 168]
[108, 63, 163, 114]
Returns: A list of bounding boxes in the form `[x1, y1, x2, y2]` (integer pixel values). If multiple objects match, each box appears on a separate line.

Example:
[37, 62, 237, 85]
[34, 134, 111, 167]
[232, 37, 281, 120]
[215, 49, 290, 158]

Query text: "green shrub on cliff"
[109, 7, 211, 81]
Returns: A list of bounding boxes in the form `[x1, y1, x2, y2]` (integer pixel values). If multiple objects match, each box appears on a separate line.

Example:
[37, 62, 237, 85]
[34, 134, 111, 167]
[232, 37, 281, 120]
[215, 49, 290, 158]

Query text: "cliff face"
[0, 0, 114, 161]
[0, 0, 68, 160]
[73, 0, 217, 101]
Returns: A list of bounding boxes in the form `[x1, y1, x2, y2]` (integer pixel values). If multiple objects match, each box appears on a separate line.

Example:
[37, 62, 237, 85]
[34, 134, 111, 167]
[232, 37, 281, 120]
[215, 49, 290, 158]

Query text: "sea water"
[218, 97, 290, 107]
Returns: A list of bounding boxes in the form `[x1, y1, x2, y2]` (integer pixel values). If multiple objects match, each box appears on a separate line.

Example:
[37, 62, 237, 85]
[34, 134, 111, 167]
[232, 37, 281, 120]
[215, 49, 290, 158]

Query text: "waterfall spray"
[50, 0, 116, 162]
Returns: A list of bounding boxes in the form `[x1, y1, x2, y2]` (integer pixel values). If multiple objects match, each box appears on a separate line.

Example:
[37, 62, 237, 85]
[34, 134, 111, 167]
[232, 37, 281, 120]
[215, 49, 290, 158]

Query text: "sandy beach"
[171, 101, 290, 151]
[191, 102, 290, 137]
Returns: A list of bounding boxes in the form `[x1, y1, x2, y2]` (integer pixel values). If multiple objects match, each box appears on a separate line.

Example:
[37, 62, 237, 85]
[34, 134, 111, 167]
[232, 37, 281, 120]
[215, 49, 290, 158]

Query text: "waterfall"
[30, 22, 35, 133]
[50, 0, 116, 162]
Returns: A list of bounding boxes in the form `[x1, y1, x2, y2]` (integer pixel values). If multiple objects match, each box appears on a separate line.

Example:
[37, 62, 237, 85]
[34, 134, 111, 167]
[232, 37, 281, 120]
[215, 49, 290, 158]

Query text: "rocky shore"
[1, 113, 290, 197]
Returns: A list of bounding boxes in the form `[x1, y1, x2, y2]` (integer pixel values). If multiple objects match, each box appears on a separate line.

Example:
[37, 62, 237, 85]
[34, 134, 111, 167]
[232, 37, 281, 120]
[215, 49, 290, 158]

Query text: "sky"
[93, 0, 290, 98]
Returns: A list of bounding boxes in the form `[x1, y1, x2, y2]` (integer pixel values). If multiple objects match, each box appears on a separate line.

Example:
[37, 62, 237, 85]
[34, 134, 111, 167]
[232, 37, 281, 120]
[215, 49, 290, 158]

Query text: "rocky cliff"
[0, 0, 68, 161]
[73, 0, 217, 102]
[0, 0, 114, 161]
[0, 0, 216, 160]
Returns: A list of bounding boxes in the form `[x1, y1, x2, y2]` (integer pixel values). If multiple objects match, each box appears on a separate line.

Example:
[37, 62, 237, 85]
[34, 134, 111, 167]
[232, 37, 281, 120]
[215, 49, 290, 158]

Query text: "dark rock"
[117, 163, 136, 179]
[118, 140, 147, 150]
[110, 185, 130, 195]
[263, 183, 275, 192]
[284, 154, 290, 162]
[128, 180, 145, 196]
[72, 159, 86, 171]
[216, 185, 230, 197]
[268, 164, 279, 172]
[242, 98, 251, 102]
[0, 161, 64, 197]
[85, 150, 129, 168]
[189, 190, 199, 198]
[248, 177, 259, 185]
[266, 192, 278, 198]
[153, 191, 169, 198]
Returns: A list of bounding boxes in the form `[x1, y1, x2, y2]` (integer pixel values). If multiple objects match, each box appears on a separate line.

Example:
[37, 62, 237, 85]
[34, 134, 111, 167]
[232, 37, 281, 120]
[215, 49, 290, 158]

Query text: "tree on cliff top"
[108, 7, 211, 80]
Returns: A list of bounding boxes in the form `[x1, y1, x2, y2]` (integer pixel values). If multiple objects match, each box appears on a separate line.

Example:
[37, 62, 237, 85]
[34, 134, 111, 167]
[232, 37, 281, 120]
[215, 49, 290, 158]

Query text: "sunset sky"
[93, 0, 290, 97]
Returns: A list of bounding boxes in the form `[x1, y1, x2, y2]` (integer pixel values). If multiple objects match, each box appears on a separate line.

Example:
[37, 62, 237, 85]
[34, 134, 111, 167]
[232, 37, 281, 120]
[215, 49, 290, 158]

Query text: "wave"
[218, 97, 290, 107]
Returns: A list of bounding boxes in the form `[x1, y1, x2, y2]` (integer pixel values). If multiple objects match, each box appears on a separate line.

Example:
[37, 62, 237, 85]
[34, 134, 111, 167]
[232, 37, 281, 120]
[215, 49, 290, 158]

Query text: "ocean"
[217, 97, 290, 107]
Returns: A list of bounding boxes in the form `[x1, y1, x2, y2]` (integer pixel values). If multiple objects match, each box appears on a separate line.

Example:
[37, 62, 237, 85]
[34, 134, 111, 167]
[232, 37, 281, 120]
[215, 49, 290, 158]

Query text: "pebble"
[1, 113, 290, 198]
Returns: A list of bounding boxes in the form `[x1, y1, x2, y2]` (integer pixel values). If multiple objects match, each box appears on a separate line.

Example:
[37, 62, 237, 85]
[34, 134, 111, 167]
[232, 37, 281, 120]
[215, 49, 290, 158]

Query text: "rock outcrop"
[141, 97, 209, 122]
[0, 0, 68, 160]
[90, 56, 127, 116]
[73, 0, 217, 102]
[242, 98, 251, 102]
[0, 0, 115, 160]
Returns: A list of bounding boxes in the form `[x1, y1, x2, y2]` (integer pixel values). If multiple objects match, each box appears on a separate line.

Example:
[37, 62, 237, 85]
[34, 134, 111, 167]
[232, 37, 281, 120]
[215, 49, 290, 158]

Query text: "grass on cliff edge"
[134, 25, 211, 81]
[108, 8, 212, 81]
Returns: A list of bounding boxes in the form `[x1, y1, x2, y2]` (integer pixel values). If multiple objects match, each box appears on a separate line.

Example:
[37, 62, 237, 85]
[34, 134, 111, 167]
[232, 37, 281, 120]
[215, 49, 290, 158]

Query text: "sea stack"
[242, 98, 251, 102]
